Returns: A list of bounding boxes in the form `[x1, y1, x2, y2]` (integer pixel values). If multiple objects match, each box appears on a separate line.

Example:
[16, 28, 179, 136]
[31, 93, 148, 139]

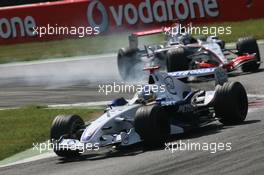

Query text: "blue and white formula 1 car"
[50, 67, 248, 158]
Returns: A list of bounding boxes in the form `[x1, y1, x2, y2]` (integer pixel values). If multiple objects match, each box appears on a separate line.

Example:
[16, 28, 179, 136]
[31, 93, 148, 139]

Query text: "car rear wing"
[168, 68, 228, 85]
[129, 28, 164, 49]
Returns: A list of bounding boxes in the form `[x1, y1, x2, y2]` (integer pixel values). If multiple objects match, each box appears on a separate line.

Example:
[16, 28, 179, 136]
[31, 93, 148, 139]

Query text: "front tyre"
[117, 47, 140, 81]
[134, 105, 170, 145]
[237, 37, 260, 72]
[214, 82, 248, 125]
[166, 47, 189, 72]
[50, 115, 85, 158]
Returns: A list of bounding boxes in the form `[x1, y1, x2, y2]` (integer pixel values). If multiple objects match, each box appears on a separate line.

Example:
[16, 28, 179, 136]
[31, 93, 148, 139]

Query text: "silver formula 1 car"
[50, 67, 248, 158]
[118, 25, 261, 81]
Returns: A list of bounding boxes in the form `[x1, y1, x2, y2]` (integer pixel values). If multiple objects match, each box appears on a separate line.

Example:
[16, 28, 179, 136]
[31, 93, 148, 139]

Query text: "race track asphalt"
[0, 45, 264, 175]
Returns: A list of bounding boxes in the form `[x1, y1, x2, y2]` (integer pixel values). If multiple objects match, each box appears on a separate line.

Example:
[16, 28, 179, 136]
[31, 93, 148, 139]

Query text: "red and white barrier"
[0, 0, 263, 45]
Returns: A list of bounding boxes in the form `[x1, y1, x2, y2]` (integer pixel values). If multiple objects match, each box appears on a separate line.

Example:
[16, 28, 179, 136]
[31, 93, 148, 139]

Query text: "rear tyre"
[166, 47, 189, 72]
[237, 37, 260, 72]
[117, 47, 140, 81]
[214, 82, 248, 125]
[134, 105, 170, 146]
[50, 115, 85, 158]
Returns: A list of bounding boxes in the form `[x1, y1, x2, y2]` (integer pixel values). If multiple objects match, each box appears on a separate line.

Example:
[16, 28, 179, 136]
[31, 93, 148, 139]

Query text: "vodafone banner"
[0, 0, 263, 45]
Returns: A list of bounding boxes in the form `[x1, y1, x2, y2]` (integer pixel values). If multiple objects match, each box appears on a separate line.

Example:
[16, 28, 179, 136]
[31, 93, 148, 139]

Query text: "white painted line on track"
[0, 53, 116, 68]
[247, 94, 264, 98]
[0, 152, 56, 168]
[0, 107, 18, 111]
[0, 100, 111, 110]
[48, 101, 111, 108]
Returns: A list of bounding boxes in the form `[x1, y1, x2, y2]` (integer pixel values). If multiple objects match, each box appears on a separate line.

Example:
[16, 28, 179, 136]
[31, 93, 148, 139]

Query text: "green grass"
[0, 18, 263, 64]
[0, 106, 103, 160]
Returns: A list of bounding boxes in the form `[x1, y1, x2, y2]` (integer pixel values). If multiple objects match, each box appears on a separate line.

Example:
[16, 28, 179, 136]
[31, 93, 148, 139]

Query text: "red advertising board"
[0, 0, 263, 45]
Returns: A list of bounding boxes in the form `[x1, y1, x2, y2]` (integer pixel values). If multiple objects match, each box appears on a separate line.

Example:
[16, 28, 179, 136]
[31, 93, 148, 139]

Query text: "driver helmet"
[138, 86, 156, 102]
